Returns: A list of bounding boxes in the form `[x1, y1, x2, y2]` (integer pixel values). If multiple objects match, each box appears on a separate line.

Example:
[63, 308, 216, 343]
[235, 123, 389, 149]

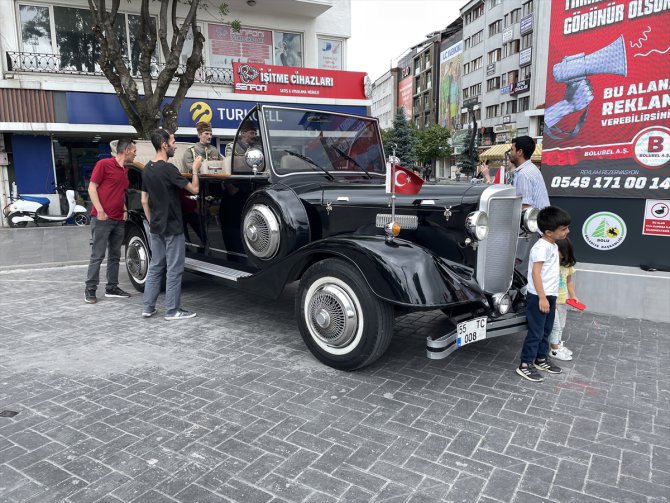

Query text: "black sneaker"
[516, 362, 543, 382]
[105, 286, 131, 298]
[534, 357, 562, 374]
[164, 309, 196, 320]
[85, 288, 97, 304]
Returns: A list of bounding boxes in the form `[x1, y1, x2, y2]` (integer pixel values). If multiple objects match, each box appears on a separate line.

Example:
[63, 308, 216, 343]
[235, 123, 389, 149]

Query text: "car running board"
[185, 258, 252, 282]
[426, 313, 528, 360]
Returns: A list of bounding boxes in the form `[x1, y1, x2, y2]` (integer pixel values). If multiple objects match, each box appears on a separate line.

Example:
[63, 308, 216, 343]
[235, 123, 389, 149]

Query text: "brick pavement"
[0, 265, 668, 502]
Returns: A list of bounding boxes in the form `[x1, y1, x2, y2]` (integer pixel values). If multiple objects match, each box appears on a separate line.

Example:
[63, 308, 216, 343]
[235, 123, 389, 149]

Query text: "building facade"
[459, 0, 548, 151]
[0, 0, 370, 224]
[370, 70, 395, 130]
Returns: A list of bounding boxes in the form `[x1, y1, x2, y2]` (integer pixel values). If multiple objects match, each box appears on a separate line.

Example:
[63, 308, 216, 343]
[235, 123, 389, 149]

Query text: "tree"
[87, 1, 239, 138]
[416, 124, 451, 166]
[386, 108, 418, 166]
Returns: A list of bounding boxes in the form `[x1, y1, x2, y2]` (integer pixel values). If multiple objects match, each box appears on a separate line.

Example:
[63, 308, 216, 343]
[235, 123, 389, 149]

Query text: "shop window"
[318, 38, 343, 70]
[274, 31, 303, 67]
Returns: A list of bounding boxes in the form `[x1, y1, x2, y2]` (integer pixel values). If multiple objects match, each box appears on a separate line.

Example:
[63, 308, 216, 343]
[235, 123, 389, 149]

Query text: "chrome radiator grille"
[476, 186, 522, 293]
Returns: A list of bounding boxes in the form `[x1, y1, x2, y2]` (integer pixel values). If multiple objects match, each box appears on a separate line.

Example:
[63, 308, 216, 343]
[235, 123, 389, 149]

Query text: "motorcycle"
[3, 185, 89, 228]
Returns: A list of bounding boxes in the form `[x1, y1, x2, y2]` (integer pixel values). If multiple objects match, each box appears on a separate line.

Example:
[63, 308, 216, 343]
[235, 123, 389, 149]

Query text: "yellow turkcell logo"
[190, 101, 212, 123]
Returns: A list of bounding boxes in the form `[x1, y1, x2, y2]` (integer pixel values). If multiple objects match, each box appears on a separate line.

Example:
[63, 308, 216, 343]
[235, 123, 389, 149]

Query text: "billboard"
[232, 62, 368, 100]
[438, 40, 463, 131]
[542, 1, 670, 198]
[398, 75, 413, 119]
[208, 24, 273, 67]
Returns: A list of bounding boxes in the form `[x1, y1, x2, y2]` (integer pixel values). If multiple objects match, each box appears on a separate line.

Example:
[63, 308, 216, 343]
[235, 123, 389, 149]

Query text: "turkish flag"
[385, 163, 424, 195]
[492, 166, 506, 184]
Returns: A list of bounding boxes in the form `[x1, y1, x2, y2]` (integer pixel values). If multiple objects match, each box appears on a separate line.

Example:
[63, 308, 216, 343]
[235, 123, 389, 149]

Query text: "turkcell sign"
[233, 62, 367, 100]
[440, 40, 463, 63]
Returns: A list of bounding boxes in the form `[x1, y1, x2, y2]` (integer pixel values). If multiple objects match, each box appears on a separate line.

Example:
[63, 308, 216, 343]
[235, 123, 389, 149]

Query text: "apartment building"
[459, 0, 549, 148]
[371, 70, 395, 130]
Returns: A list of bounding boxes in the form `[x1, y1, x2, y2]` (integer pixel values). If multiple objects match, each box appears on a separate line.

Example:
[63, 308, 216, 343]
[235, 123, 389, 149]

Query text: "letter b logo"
[648, 136, 663, 153]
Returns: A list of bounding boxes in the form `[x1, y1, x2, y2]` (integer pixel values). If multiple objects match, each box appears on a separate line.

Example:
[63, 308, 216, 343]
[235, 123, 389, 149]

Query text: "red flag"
[492, 166, 506, 184]
[386, 164, 424, 195]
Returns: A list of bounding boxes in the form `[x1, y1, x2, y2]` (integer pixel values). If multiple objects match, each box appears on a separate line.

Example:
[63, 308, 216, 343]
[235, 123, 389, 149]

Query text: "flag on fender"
[492, 166, 506, 184]
[385, 163, 424, 195]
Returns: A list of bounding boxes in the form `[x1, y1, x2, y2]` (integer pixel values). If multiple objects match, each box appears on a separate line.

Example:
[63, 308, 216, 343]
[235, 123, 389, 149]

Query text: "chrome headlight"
[465, 211, 489, 240]
[521, 207, 539, 234]
[492, 293, 512, 315]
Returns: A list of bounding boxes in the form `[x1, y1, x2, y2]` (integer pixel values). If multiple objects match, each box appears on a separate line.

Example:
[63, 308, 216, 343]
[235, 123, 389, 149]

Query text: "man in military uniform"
[182, 121, 220, 173]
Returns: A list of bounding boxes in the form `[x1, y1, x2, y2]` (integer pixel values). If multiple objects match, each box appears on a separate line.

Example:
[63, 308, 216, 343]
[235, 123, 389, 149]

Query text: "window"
[510, 8, 522, 24]
[519, 96, 530, 111]
[487, 76, 501, 91]
[464, 4, 485, 25]
[522, 0, 534, 16]
[464, 56, 482, 74]
[19, 5, 52, 53]
[486, 105, 500, 118]
[520, 65, 532, 79]
[488, 48, 501, 64]
[504, 100, 518, 114]
[502, 70, 519, 86]
[489, 0, 503, 7]
[521, 33, 533, 49]
[318, 37, 343, 70]
[471, 30, 483, 46]
[502, 39, 520, 58]
[488, 20, 502, 36]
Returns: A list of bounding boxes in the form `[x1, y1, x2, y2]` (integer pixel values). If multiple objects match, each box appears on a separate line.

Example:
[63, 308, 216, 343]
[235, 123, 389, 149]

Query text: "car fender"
[239, 235, 486, 307]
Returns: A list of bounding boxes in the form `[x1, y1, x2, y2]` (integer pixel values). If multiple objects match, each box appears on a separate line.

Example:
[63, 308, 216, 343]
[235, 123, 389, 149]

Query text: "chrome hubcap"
[126, 237, 148, 284]
[307, 284, 358, 348]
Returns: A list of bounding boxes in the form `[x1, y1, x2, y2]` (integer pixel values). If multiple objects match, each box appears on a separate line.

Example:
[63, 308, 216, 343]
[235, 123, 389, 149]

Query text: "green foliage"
[416, 124, 451, 165]
[385, 108, 418, 165]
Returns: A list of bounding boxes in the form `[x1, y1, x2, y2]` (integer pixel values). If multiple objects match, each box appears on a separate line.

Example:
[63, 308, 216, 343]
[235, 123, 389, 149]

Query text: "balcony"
[5, 51, 234, 86]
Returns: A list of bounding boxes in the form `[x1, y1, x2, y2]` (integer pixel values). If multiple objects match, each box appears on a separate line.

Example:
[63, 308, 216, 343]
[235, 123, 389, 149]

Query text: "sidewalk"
[0, 226, 92, 270]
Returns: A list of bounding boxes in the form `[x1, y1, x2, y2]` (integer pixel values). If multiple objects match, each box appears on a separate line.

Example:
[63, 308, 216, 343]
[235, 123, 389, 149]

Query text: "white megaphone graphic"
[545, 36, 627, 140]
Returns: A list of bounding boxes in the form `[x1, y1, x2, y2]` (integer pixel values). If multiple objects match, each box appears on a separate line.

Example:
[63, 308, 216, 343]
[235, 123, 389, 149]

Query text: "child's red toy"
[566, 298, 586, 311]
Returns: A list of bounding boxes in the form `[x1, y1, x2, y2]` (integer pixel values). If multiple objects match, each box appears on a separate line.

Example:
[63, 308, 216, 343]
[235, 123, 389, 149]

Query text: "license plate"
[457, 317, 487, 347]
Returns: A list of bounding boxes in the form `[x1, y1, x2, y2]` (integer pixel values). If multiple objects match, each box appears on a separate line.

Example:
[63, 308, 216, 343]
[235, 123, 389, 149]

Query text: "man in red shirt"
[84, 139, 137, 304]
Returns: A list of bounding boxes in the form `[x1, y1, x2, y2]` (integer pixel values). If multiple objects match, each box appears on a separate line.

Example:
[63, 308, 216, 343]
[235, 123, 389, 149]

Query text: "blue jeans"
[85, 217, 125, 291]
[520, 293, 557, 363]
[143, 233, 185, 316]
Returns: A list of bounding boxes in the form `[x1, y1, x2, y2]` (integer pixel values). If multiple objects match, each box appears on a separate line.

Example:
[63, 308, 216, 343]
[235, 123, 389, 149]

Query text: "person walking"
[516, 206, 571, 382]
[549, 237, 578, 361]
[141, 129, 202, 320]
[84, 138, 137, 304]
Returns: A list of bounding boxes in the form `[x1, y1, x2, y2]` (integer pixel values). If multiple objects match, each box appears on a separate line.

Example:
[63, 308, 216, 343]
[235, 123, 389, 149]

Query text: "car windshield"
[263, 107, 386, 176]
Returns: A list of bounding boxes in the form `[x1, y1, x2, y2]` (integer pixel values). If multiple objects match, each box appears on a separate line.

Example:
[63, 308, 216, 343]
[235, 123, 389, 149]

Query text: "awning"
[479, 143, 542, 162]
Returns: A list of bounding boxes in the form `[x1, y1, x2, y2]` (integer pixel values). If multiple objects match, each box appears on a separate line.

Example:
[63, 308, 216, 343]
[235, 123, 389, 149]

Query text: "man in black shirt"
[141, 129, 202, 320]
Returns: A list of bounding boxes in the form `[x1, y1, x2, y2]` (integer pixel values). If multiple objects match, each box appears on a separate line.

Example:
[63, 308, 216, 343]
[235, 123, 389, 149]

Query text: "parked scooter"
[3, 185, 89, 228]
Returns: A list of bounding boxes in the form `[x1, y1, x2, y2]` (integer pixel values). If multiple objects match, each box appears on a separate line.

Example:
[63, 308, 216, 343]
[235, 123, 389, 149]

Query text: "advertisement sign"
[642, 199, 670, 236]
[542, 1, 670, 198]
[519, 47, 532, 66]
[65, 92, 367, 130]
[318, 38, 343, 70]
[232, 62, 367, 99]
[502, 26, 514, 43]
[274, 31, 303, 67]
[398, 76, 413, 119]
[510, 79, 530, 95]
[520, 14, 533, 35]
[207, 24, 273, 67]
[486, 63, 496, 76]
[438, 40, 463, 130]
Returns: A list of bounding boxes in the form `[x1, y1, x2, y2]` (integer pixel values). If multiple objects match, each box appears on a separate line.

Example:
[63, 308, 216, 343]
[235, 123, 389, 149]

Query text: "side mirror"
[245, 148, 265, 173]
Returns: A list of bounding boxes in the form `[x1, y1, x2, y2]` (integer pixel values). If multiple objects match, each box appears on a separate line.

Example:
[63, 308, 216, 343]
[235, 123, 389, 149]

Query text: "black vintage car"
[124, 105, 536, 370]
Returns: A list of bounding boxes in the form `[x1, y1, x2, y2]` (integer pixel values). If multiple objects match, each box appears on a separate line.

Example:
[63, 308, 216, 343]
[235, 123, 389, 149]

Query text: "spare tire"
[241, 186, 310, 268]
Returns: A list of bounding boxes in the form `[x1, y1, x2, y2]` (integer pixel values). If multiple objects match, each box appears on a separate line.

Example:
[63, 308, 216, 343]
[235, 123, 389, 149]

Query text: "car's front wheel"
[125, 228, 150, 292]
[296, 258, 394, 370]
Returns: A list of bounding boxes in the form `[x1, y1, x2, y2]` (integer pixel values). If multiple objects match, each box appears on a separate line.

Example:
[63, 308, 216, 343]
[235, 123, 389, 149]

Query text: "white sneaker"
[558, 341, 573, 355]
[550, 346, 573, 361]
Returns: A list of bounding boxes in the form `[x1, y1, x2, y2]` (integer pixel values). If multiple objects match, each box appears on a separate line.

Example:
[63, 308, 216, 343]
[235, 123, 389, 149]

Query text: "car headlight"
[492, 293, 512, 315]
[521, 207, 539, 234]
[465, 211, 489, 240]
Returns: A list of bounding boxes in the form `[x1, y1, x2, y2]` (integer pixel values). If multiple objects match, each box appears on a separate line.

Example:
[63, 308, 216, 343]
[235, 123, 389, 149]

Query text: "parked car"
[123, 105, 536, 370]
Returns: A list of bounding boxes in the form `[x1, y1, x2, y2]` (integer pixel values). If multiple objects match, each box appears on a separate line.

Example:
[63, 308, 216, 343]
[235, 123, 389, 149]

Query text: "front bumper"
[426, 312, 528, 360]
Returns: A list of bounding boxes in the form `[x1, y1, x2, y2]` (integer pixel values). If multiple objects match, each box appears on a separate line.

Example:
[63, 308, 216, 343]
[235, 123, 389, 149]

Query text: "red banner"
[232, 62, 368, 100]
[542, 1, 670, 198]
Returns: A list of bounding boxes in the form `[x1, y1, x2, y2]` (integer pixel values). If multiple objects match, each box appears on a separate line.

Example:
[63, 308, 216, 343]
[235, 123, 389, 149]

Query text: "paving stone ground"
[0, 265, 668, 503]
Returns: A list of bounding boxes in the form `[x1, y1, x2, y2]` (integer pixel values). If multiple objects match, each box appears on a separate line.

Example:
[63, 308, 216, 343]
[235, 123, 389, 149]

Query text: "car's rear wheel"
[125, 228, 149, 292]
[296, 258, 394, 370]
